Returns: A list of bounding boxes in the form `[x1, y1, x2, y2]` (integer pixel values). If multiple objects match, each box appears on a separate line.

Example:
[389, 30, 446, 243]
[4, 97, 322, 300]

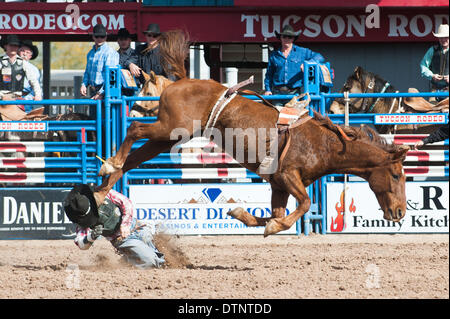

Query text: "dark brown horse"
[95, 31, 409, 237]
[329, 66, 448, 134]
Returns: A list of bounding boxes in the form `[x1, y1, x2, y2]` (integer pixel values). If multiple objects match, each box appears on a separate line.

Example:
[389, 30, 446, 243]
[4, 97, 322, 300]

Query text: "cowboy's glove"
[90, 224, 104, 240]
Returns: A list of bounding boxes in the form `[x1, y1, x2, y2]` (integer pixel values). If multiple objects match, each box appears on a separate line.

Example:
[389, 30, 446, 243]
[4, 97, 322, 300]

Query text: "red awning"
[234, 0, 449, 7]
[0, 2, 448, 42]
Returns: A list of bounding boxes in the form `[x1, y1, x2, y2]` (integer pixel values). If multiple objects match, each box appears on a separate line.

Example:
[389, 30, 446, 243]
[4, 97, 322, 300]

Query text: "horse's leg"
[264, 169, 311, 237]
[94, 139, 176, 205]
[227, 187, 290, 227]
[99, 120, 172, 176]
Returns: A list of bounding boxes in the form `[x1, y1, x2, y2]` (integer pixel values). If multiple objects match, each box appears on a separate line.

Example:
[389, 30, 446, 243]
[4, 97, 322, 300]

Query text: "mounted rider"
[420, 24, 449, 102]
[0, 35, 42, 120]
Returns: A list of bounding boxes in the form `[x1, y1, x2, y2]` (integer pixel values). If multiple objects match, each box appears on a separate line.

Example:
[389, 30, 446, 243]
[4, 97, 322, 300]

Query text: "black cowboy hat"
[20, 40, 39, 60]
[91, 23, 107, 37]
[275, 24, 299, 41]
[63, 184, 99, 228]
[0, 35, 21, 50]
[143, 23, 161, 36]
[117, 28, 132, 39]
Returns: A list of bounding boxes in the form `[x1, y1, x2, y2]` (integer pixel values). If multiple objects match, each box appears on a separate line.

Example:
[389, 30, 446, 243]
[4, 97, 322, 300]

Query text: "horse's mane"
[159, 30, 190, 80]
[313, 111, 400, 153]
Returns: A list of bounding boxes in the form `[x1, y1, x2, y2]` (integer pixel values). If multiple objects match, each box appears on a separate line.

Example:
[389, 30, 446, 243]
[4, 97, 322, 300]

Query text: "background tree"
[32, 41, 119, 70]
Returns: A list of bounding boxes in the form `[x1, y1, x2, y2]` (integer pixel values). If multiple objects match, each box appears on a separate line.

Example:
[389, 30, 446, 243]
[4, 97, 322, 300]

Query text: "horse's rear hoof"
[264, 219, 281, 237]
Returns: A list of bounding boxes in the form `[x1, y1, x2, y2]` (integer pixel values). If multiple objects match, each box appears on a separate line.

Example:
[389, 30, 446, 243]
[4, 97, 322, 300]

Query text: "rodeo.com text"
[177, 302, 272, 317]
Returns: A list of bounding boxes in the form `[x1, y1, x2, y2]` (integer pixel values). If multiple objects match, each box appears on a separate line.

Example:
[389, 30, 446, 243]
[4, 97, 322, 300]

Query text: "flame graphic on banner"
[331, 191, 345, 232]
[330, 191, 356, 232]
[349, 197, 356, 213]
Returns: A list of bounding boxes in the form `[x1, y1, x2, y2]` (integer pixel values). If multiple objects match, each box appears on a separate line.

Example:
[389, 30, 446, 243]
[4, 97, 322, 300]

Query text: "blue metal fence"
[0, 99, 102, 185]
[1, 63, 448, 236]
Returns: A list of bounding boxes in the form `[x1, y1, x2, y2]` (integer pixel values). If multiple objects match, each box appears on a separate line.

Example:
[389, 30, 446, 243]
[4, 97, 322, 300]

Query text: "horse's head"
[329, 66, 376, 114]
[364, 144, 410, 222]
[331, 122, 410, 222]
[130, 71, 173, 117]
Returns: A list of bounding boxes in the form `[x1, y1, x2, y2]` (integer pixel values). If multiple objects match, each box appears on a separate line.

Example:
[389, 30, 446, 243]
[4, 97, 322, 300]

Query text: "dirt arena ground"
[0, 234, 448, 299]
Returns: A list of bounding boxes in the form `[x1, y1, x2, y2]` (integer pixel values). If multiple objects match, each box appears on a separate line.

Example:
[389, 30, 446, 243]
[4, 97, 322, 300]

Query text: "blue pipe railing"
[0, 98, 102, 185]
[2, 64, 447, 235]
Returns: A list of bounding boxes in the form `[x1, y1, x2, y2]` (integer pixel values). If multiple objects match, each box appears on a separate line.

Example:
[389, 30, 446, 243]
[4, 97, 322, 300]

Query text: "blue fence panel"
[0, 99, 103, 186]
[3, 64, 446, 236]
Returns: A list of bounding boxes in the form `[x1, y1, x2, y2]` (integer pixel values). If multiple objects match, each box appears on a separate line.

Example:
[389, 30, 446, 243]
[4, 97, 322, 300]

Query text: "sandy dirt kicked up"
[0, 234, 448, 299]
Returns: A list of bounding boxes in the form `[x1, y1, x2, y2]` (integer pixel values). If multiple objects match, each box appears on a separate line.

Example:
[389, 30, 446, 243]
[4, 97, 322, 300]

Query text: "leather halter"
[359, 78, 375, 112]
[365, 81, 391, 113]
[343, 77, 391, 114]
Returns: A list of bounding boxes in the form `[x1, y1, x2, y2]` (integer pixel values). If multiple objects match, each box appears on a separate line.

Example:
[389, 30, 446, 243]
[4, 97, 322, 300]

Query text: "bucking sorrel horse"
[94, 31, 410, 237]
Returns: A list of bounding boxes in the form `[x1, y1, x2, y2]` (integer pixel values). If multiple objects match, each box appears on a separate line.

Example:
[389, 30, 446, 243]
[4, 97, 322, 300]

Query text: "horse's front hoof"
[99, 159, 121, 176]
[264, 219, 282, 237]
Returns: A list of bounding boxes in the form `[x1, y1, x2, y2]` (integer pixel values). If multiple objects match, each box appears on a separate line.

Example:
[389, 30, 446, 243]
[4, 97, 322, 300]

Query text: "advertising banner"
[0, 188, 76, 239]
[143, 11, 448, 43]
[0, 3, 447, 42]
[326, 182, 449, 233]
[130, 183, 298, 235]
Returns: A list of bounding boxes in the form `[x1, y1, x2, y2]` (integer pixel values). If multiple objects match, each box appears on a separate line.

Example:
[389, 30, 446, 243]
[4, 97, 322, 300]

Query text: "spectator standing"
[136, 23, 176, 83]
[263, 24, 325, 102]
[81, 23, 119, 102]
[420, 24, 449, 102]
[116, 28, 139, 96]
[18, 40, 41, 112]
[0, 35, 42, 118]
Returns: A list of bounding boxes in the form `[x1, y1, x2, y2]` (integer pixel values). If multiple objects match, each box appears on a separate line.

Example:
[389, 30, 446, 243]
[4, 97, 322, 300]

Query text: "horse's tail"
[159, 30, 190, 80]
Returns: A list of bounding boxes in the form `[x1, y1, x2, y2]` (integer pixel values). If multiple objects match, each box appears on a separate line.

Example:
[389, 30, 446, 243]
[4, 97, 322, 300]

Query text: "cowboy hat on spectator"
[91, 23, 108, 37]
[143, 23, 161, 36]
[0, 35, 21, 50]
[117, 28, 132, 39]
[433, 24, 449, 38]
[275, 24, 299, 41]
[116, 27, 137, 41]
[20, 40, 39, 60]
